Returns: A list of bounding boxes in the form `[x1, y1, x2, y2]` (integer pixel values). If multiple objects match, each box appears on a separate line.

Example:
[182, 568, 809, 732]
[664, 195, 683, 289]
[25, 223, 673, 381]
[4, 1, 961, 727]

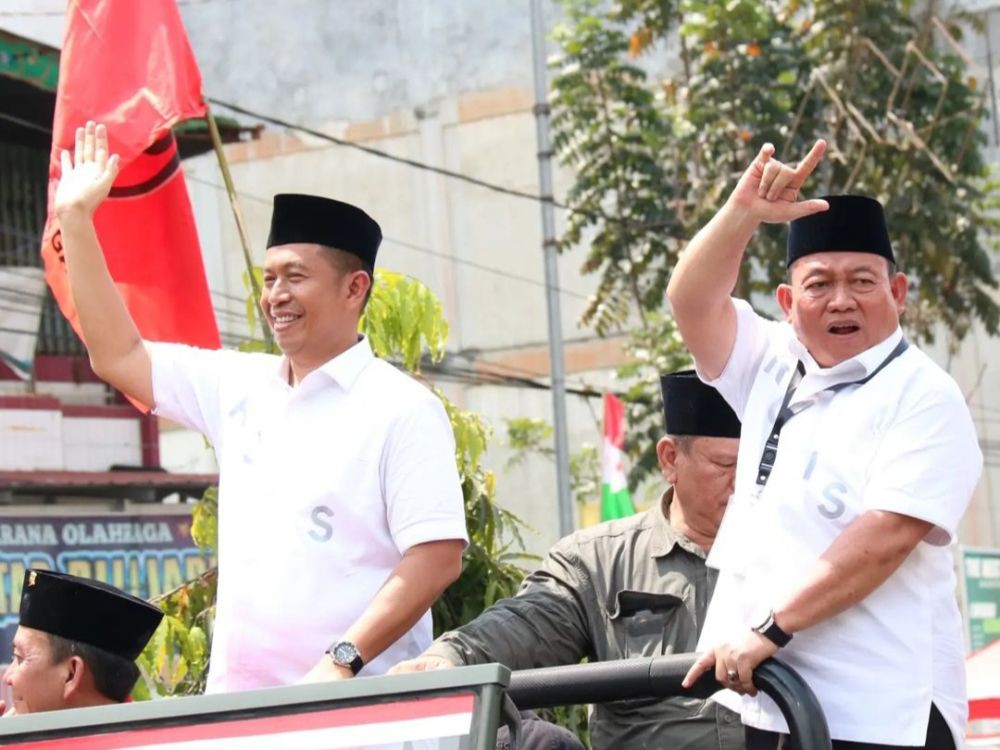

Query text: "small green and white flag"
[601, 393, 635, 521]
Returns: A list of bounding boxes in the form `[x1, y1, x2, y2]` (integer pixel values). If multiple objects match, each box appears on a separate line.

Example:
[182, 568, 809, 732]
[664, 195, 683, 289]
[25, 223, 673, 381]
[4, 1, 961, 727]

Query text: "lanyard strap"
[755, 337, 910, 488]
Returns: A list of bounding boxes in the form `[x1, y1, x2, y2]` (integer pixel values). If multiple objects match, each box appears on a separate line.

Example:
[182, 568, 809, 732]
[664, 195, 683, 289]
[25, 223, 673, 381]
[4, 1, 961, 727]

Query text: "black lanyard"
[755, 337, 910, 488]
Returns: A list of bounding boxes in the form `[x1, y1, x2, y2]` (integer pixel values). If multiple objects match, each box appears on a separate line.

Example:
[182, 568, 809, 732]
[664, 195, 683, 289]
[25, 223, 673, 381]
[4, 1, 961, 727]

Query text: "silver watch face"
[751, 608, 774, 632]
[333, 641, 359, 665]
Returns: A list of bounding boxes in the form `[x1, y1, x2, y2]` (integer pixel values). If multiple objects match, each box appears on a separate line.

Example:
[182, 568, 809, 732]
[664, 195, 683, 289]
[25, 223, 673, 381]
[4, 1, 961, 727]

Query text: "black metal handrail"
[507, 653, 831, 750]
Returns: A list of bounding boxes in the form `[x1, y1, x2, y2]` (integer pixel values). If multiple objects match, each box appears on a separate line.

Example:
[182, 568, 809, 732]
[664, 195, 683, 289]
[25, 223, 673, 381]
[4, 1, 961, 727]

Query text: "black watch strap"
[752, 610, 793, 648]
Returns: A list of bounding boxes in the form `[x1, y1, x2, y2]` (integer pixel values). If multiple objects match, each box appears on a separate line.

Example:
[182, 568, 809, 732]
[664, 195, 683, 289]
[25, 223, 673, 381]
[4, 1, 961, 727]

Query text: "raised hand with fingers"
[728, 139, 829, 224]
[54, 121, 120, 219]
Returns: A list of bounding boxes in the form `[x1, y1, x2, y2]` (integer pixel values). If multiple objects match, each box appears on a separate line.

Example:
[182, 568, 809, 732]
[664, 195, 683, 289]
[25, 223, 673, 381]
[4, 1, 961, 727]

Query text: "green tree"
[550, 0, 999, 487]
[550, 0, 681, 335]
[505, 416, 602, 507]
[136, 270, 531, 696]
[614, 312, 692, 490]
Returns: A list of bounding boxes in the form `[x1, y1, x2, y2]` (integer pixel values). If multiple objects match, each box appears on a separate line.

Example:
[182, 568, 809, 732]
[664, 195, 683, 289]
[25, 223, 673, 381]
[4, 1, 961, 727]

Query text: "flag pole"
[204, 102, 272, 348]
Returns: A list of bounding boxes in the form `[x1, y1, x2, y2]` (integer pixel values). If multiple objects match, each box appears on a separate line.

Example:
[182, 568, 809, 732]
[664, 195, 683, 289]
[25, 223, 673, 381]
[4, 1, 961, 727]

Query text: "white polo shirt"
[149, 336, 468, 693]
[697, 299, 981, 746]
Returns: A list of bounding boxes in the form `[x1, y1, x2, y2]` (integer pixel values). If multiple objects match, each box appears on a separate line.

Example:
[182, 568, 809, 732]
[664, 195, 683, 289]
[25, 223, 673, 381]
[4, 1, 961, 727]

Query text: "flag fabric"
[601, 393, 635, 521]
[41, 0, 220, 357]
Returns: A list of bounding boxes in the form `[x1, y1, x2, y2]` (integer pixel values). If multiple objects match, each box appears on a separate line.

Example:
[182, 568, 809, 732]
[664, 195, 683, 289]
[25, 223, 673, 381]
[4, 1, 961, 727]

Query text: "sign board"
[0, 507, 213, 662]
[961, 547, 1000, 653]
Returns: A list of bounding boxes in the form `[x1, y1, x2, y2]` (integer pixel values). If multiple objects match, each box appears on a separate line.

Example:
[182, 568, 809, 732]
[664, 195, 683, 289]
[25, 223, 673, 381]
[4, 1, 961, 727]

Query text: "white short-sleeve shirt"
[149, 336, 468, 693]
[697, 299, 982, 746]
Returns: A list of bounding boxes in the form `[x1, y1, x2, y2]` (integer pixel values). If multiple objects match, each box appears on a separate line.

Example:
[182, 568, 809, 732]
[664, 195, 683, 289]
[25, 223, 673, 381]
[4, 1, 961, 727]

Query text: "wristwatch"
[751, 609, 793, 648]
[327, 640, 364, 675]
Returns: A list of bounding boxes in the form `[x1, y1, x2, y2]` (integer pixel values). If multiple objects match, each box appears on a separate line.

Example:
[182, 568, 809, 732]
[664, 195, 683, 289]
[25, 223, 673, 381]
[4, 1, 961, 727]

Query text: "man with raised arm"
[53, 122, 467, 693]
[671, 141, 980, 750]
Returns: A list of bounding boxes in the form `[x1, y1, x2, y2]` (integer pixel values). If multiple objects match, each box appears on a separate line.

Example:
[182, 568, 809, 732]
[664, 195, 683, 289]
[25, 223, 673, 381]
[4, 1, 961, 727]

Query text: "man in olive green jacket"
[393, 371, 745, 750]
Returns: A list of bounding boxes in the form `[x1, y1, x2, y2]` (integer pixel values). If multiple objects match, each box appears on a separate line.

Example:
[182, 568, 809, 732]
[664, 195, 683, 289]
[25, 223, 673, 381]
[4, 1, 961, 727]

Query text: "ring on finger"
[726, 669, 739, 682]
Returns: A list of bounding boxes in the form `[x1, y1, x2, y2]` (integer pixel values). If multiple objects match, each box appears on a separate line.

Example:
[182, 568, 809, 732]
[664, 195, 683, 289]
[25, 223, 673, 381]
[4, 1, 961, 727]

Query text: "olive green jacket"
[424, 493, 745, 750]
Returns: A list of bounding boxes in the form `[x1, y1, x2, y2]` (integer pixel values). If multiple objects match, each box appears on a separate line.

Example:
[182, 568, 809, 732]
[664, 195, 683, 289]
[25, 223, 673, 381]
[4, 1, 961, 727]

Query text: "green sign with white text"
[962, 547, 1000, 653]
[0, 36, 59, 92]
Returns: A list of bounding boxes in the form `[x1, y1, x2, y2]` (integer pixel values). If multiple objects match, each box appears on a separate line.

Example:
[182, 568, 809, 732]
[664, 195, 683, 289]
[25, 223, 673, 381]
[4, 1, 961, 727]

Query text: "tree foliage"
[551, 0, 680, 335]
[615, 312, 692, 489]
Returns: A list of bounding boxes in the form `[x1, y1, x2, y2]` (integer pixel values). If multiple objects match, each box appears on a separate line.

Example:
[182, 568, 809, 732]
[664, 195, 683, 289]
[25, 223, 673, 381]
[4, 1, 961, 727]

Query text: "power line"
[0, 325, 36, 337]
[206, 98, 676, 235]
[207, 97, 573, 211]
[0, 302, 41, 315]
[0, 282, 261, 339]
[384, 233, 591, 302]
[184, 174, 591, 302]
[208, 287, 251, 305]
[0, 111, 52, 135]
[1, 93, 563, 214]
[0, 283, 252, 307]
[414, 357, 604, 399]
[0, 89, 668, 239]
[188, 322, 605, 398]
[0, 99, 658, 294]
[0, 286, 572, 390]
[0, 277, 602, 392]
[0, 284, 46, 301]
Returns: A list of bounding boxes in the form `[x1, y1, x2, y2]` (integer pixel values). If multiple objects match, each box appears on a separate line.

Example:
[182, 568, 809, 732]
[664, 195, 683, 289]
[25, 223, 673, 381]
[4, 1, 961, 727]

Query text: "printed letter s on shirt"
[308, 505, 335, 542]
[818, 481, 847, 520]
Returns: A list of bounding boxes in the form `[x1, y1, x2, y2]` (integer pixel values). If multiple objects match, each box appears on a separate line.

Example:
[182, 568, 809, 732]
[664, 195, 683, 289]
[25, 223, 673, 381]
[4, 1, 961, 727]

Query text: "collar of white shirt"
[786, 326, 903, 400]
[649, 488, 708, 561]
[275, 335, 375, 390]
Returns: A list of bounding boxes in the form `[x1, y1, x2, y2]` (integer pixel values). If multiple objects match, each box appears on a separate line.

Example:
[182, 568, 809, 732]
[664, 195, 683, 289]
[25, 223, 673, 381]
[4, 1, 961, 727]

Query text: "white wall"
[0, 409, 142, 471]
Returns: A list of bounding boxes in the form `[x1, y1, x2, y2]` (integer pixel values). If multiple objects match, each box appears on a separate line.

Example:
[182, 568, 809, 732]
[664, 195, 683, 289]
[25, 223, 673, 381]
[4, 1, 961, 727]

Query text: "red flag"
[41, 0, 220, 354]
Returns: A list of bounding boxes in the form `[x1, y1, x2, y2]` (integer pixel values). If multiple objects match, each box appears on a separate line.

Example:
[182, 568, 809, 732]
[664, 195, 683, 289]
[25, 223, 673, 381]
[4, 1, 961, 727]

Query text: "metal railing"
[508, 654, 832, 750]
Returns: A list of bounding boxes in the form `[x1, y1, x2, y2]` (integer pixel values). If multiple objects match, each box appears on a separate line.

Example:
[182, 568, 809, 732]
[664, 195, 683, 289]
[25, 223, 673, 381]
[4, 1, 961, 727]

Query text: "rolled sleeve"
[696, 298, 781, 420]
[383, 394, 468, 554]
[422, 541, 595, 670]
[864, 383, 982, 545]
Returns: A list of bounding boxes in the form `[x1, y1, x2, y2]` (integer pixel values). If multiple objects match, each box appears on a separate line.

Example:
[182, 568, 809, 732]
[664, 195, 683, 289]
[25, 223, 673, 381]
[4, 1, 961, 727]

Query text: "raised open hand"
[54, 121, 120, 218]
[729, 140, 828, 224]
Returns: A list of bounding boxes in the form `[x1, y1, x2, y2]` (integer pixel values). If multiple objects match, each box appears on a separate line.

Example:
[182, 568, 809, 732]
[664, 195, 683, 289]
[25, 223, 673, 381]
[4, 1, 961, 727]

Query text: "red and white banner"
[7, 694, 474, 749]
